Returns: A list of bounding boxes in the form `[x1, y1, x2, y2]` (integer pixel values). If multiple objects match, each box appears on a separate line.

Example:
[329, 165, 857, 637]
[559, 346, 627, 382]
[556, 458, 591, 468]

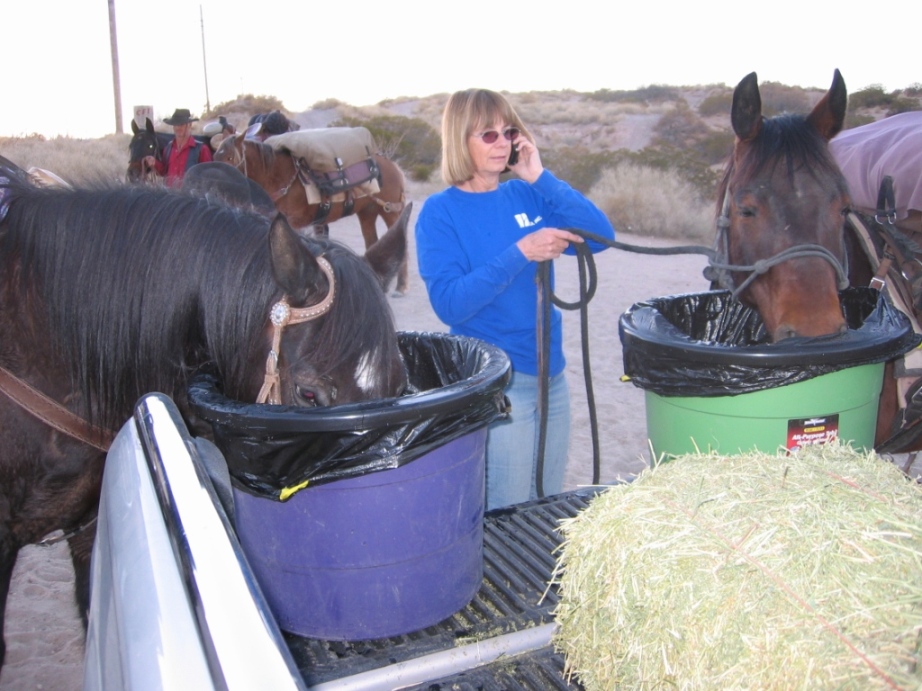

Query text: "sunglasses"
[473, 127, 520, 144]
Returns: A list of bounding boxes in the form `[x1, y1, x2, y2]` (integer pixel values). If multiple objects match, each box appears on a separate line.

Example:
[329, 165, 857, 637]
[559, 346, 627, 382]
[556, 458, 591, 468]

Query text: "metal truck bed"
[85, 394, 600, 690]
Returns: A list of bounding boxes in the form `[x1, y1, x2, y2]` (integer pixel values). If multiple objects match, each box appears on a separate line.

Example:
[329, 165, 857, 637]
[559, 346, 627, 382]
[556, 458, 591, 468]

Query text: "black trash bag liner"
[619, 287, 920, 397]
[188, 332, 511, 501]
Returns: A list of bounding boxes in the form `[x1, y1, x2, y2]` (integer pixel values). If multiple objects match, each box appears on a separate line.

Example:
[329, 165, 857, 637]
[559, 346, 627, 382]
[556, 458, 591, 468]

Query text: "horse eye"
[739, 208, 756, 218]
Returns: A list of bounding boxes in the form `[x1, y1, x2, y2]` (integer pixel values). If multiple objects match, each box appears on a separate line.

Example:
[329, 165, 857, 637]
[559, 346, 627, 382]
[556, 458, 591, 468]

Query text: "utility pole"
[200, 5, 211, 114]
[108, 0, 123, 134]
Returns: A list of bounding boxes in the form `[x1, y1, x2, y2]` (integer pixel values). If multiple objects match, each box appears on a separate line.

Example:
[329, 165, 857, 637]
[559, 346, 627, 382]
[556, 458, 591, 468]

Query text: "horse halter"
[257, 256, 336, 405]
[705, 188, 850, 298]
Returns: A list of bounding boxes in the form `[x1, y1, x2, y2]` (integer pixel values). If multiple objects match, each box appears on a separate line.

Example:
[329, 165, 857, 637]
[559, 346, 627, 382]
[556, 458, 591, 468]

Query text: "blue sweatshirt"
[415, 170, 615, 376]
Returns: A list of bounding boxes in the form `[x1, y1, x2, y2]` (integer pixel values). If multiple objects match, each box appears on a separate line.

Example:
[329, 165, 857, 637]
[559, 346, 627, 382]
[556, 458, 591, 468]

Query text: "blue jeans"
[485, 371, 570, 510]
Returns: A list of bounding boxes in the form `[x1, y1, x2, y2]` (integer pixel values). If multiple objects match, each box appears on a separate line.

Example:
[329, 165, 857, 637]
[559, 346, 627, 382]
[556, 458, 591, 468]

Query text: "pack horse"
[215, 126, 410, 294]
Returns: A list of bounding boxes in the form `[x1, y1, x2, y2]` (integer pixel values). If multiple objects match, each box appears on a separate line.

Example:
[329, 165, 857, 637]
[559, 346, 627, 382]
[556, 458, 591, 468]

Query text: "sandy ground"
[0, 194, 715, 689]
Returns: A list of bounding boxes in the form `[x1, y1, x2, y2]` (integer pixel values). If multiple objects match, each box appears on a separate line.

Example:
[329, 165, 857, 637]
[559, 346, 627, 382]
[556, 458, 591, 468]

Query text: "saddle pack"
[264, 128, 381, 215]
[847, 176, 922, 452]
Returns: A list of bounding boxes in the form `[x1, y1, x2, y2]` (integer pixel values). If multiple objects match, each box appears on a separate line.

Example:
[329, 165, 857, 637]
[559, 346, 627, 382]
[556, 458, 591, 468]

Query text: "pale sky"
[5, 0, 920, 139]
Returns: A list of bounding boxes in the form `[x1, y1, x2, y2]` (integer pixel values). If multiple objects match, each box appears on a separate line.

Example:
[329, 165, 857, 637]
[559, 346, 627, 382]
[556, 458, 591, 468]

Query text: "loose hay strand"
[552, 444, 922, 690]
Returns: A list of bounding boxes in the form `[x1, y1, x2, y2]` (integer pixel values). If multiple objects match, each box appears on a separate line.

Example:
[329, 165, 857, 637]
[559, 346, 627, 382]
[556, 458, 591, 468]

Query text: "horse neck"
[242, 141, 278, 186]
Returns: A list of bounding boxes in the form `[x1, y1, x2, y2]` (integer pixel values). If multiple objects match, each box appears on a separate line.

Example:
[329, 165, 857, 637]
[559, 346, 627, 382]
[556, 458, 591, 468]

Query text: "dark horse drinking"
[0, 168, 409, 666]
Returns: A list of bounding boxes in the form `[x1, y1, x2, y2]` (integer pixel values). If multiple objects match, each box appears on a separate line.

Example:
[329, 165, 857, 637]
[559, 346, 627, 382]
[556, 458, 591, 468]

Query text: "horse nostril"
[774, 325, 799, 342]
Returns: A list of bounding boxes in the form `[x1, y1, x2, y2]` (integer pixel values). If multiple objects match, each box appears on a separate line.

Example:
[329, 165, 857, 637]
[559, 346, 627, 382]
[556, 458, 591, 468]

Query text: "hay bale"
[553, 445, 922, 689]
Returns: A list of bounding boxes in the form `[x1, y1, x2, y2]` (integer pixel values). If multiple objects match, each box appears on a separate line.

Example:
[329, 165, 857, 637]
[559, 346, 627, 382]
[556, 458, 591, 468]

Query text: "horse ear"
[268, 214, 329, 306]
[731, 72, 763, 141]
[145, 118, 155, 134]
[806, 69, 847, 141]
[245, 122, 263, 141]
[364, 202, 411, 293]
[131, 119, 140, 135]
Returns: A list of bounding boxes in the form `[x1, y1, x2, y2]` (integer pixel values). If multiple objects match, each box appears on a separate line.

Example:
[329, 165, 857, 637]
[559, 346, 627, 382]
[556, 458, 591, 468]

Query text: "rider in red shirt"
[144, 108, 213, 187]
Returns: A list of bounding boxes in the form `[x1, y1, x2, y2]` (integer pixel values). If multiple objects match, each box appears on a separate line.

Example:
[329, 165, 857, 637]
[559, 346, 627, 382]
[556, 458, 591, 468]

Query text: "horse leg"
[360, 205, 408, 295]
[67, 518, 97, 629]
[0, 537, 21, 668]
[876, 361, 901, 447]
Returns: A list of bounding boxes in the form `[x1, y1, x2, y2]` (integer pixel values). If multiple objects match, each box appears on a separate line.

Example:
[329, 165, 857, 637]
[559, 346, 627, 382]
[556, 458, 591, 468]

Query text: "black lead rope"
[533, 232, 714, 497]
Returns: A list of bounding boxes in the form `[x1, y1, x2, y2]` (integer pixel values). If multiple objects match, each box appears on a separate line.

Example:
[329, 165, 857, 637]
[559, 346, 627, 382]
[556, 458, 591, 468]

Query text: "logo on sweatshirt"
[514, 213, 542, 228]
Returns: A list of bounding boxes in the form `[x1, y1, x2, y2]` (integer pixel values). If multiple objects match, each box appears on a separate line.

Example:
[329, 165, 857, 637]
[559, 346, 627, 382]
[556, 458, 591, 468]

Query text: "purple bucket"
[233, 429, 487, 640]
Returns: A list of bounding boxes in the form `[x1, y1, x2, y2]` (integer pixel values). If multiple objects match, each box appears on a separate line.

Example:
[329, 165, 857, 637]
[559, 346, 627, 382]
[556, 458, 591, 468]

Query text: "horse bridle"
[704, 188, 850, 298]
[257, 256, 337, 405]
[135, 133, 164, 183]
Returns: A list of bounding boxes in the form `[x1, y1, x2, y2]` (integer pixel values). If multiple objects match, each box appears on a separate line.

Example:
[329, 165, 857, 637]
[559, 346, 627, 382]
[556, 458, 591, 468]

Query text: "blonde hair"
[440, 89, 532, 186]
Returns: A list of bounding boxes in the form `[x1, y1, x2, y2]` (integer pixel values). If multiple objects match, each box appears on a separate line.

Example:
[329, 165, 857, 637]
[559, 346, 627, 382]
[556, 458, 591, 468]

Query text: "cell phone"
[508, 143, 519, 166]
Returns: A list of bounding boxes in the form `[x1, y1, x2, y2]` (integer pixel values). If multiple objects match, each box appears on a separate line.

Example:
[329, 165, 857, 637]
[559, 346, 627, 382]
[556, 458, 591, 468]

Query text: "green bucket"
[619, 289, 920, 460]
[644, 363, 883, 458]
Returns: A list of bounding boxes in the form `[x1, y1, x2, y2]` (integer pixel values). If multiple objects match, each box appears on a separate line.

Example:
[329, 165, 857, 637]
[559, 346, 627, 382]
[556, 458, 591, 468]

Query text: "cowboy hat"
[163, 108, 199, 125]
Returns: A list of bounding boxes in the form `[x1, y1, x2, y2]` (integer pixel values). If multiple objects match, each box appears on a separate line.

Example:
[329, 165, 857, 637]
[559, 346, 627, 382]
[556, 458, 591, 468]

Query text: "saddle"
[847, 176, 922, 452]
[265, 128, 381, 212]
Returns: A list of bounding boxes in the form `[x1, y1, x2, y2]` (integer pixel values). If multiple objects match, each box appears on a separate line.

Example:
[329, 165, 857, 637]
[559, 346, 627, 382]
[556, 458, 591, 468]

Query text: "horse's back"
[831, 112, 922, 230]
[182, 162, 275, 215]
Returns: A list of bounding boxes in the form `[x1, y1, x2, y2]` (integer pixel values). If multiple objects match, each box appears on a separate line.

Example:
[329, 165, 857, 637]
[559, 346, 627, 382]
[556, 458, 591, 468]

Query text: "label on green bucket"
[787, 414, 839, 451]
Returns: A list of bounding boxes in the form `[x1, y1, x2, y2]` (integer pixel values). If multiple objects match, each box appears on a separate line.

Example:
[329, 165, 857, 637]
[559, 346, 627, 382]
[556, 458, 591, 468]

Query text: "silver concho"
[270, 301, 291, 327]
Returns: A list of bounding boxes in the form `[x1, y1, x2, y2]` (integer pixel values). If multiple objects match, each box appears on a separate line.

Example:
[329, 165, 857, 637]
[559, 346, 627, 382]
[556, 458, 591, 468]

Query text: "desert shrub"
[757, 81, 810, 116]
[407, 163, 436, 183]
[848, 84, 892, 110]
[588, 85, 680, 105]
[330, 114, 440, 173]
[652, 105, 709, 149]
[693, 130, 735, 166]
[886, 97, 922, 116]
[905, 84, 922, 97]
[540, 147, 630, 194]
[697, 91, 732, 118]
[588, 162, 714, 242]
[0, 134, 128, 184]
[844, 112, 876, 130]
[628, 145, 721, 201]
[203, 94, 287, 121]
[311, 98, 346, 110]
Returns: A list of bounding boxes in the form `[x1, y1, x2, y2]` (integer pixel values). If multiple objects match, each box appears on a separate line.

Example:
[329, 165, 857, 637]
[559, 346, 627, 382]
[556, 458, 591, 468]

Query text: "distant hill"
[204, 81, 921, 194]
[210, 81, 922, 155]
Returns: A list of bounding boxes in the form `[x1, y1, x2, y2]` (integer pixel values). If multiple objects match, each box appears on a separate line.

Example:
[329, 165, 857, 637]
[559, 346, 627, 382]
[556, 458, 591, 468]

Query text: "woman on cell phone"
[415, 88, 616, 510]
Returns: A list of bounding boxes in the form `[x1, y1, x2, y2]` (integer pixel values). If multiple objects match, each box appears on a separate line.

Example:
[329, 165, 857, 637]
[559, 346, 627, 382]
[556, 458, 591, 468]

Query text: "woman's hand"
[516, 228, 583, 262]
[507, 134, 544, 184]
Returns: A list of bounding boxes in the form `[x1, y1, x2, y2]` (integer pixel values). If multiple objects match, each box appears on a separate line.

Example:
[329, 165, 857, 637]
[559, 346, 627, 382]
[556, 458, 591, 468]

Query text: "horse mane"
[0, 180, 277, 427]
[0, 179, 399, 426]
[718, 114, 849, 213]
[296, 235, 402, 393]
[248, 138, 284, 170]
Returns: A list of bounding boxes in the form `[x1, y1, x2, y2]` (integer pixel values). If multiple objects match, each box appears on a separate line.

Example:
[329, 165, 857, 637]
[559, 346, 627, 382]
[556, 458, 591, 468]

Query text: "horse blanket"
[830, 112, 922, 230]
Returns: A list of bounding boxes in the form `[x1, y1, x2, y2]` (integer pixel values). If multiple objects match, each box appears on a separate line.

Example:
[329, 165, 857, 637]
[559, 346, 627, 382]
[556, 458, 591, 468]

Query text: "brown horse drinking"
[713, 69, 851, 342]
[0, 165, 410, 668]
[714, 70, 922, 453]
[214, 132, 410, 294]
